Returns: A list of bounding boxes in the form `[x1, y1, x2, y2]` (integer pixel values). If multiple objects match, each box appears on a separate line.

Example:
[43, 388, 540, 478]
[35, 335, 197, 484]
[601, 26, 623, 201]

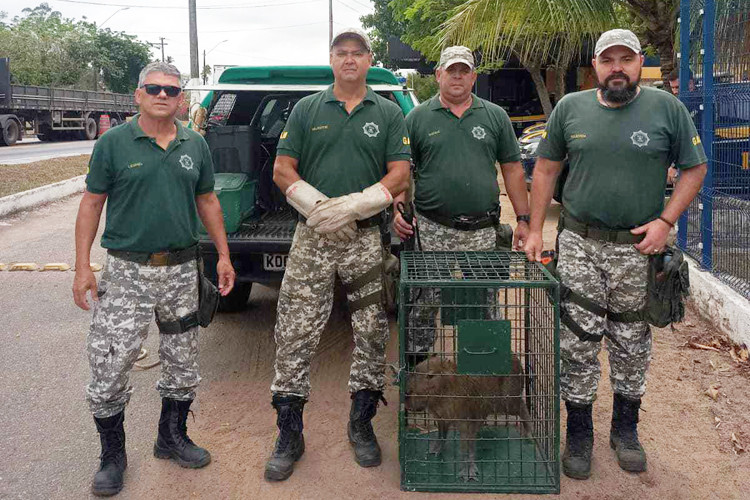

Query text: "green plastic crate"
[200, 173, 256, 234]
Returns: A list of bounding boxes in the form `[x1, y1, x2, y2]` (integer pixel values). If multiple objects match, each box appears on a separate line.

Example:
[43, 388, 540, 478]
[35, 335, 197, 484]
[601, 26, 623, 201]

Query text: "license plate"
[263, 253, 288, 271]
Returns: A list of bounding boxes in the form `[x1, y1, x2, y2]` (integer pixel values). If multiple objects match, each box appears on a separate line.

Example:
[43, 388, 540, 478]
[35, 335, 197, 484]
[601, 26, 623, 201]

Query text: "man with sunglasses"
[73, 61, 235, 496]
[265, 28, 410, 481]
[391, 46, 529, 366]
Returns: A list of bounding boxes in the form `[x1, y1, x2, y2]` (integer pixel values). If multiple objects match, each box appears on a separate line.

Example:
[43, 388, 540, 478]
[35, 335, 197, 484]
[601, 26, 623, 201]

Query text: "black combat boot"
[153, 398, 211, 468]
[348, 390, 385, 467]
[562, 400, 594, 480]
[92, 411, 127, 497]
[264, 394, 306, 481]
[610, 393, 647, 472]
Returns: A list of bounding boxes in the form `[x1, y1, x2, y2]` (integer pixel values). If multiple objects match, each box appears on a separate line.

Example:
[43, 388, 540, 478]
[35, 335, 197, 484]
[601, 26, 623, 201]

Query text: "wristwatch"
[516, 214, 531, 224]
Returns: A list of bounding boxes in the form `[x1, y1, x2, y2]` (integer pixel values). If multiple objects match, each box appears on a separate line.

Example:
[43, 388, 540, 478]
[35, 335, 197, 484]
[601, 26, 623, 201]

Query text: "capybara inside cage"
[398, 251, 560, 494]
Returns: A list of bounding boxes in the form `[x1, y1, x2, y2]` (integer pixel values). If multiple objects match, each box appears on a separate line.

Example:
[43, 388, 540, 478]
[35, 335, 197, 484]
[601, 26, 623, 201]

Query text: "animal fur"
[405, 355, 533, 481]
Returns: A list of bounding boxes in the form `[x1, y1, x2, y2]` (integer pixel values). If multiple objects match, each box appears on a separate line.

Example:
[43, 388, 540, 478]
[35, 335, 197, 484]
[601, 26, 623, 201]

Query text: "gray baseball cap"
[331, 27, 371, 52]
[439, 46, 475, 70]
[594, 29, 642, 58]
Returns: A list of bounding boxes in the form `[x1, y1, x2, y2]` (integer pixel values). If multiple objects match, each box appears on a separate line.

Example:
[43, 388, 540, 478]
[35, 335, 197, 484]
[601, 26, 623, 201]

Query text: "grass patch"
[0, 155, 89, 198]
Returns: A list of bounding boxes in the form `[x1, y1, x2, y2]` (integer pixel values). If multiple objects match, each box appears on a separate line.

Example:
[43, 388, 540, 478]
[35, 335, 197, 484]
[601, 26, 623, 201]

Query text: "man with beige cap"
[265, 27, 411, 481]
[392, 46, 529, 365]
[525, 29, 707, 479]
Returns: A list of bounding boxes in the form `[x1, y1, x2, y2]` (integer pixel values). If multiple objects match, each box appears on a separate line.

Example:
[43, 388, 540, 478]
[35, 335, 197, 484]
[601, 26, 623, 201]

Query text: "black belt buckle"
[453, 215, 474, 231]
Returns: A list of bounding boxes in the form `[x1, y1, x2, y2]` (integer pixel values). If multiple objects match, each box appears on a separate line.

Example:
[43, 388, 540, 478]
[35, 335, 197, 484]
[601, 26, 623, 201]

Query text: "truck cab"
[189, 66, 417, 310]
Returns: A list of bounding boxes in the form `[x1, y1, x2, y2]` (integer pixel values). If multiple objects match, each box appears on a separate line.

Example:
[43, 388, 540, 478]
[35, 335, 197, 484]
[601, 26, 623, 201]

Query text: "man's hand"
[73, 267, 98, 311]
[523, 231, 544, 262]
[667, 166, 679, 185]
[392, 210, 414, 241]
[216, 257, 236, 296]
[632, 219, 671, 255]
[308, 182, 392, 234]
[513, 221, 530, 251]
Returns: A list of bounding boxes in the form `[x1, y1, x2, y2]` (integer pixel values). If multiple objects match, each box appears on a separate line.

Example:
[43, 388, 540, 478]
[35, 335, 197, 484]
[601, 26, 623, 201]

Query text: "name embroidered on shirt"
[428, 130, 441, 137]
[128, 162, 143, 169]
[311, 125, 328, 132]
[570, 133, 587, 139]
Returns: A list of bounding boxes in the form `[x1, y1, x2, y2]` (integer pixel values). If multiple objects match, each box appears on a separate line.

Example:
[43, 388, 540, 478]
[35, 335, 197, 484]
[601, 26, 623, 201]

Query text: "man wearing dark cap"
[265, 27, 411, 481]
[525, 29, 707, 479]
[392, 46, 529, 363]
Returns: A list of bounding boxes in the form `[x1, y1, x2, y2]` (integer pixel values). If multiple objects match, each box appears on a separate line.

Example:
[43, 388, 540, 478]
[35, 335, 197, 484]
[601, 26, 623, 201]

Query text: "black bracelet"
[516, 214, 531, 224]
[658, 216, 675, 228]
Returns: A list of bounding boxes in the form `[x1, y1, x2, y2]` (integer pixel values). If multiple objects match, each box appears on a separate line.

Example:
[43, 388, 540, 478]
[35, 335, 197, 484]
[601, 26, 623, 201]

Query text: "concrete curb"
[0, 175, 85, 218]
[687, 257, 750, 347]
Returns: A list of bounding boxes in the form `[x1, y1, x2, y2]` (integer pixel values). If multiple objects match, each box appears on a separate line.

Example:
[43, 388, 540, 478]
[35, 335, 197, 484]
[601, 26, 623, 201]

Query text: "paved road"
[0, 194, 297, 499]
[0, 138, 96, 165]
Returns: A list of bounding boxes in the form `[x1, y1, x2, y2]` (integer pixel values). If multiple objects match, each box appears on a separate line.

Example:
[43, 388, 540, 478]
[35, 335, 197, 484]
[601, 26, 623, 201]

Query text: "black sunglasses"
[141, 84, 181, 97]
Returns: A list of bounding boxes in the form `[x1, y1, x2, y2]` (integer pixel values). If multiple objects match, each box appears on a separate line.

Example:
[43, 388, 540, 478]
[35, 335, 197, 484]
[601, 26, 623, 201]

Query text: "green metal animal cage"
[398, 251, 560, 494]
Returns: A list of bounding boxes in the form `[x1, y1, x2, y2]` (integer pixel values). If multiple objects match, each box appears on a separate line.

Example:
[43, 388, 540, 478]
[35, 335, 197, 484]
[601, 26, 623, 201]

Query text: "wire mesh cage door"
[398, 251, 560, 494]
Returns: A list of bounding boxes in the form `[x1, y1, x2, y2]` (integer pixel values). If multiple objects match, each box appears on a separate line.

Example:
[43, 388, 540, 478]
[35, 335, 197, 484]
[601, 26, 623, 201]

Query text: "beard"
[598, 72, 640, 103]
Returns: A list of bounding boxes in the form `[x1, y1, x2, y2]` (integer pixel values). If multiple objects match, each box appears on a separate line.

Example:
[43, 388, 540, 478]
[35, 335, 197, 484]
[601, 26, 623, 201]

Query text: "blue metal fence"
[678, 0, 750, 299]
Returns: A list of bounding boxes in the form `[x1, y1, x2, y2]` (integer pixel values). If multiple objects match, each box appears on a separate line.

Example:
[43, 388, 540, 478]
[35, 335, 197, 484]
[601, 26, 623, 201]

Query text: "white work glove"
[285, 180, 357, 241]
[306, 182, 393, 234]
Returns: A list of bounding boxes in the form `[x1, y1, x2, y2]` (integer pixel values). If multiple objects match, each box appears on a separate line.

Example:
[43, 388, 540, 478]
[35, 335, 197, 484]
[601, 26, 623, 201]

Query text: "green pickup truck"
[190, 66, 418, 310]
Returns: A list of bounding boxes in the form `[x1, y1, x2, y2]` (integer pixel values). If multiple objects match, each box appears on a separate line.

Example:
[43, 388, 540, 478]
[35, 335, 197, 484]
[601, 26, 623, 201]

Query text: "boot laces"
[275, 406, 302, 453]
[100, 431, 125, 464]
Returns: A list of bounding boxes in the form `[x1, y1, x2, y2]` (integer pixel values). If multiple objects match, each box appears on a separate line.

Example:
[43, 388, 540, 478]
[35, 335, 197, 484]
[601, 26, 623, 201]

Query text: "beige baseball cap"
[439, 46, 475, 70]
[331, 27, 372, 52]
[595, 29, 642, 58]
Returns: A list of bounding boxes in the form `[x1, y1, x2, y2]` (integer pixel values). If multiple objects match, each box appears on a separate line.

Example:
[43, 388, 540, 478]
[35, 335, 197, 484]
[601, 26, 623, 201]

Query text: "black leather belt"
[108, 245, 199, 266]
[419, 208, 499, 231]
[560, 212, 645, 244]
[298, 213, 382, 229]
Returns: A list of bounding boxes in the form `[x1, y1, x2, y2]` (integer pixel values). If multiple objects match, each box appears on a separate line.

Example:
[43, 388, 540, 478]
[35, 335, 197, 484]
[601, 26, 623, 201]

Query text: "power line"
[333, 0, 365, 15]
[130, 21, 325, 35]
[52, 0, 324, 9]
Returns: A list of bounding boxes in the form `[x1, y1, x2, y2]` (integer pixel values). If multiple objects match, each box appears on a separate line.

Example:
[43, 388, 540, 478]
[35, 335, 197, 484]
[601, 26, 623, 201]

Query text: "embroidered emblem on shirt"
[692, 135, 701, 146]
[472, 126, 487, 140]
[280, 131, 288, 139]
[402, 136, 410, 145]
[363, 122, 380, 138]
[179, 154, 194, 171]
[630, 130, 650, 148]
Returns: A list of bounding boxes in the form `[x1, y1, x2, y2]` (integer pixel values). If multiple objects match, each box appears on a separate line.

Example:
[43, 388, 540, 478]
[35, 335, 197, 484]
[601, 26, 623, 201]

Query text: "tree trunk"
[624, 0, 679, 88]
[555, 65, 567, 102]
[527, 64, 553, 118]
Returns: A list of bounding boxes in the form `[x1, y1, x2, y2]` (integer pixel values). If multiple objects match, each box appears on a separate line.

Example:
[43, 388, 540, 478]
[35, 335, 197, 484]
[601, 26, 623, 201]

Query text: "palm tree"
[440, 0, 617, 116]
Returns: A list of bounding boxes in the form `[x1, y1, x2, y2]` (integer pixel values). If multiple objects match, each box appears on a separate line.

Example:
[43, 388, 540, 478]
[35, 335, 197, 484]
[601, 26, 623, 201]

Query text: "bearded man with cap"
[524, 29, 707, 479]
[264, 27, 411, 481]
[392, 46, 529, 364]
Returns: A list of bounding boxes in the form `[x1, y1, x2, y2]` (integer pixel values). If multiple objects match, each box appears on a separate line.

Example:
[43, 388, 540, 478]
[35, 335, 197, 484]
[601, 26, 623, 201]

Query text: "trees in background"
[0, 3, 151, 92]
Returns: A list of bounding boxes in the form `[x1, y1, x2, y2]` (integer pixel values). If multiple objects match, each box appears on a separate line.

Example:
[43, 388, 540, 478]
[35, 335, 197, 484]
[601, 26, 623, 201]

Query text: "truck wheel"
[218, 282, 253, 312]
[1, 119, 20, 146]
[81, 117, 98, 140]
[109, 117, 120, 128]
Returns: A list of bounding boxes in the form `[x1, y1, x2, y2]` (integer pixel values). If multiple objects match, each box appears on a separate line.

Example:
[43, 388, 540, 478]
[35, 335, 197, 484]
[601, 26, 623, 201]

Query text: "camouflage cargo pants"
[271, 223, 388, 399]
[86, 254, 201, 418]
[557, 229, 651, 405]
[407, 214, 498, 356]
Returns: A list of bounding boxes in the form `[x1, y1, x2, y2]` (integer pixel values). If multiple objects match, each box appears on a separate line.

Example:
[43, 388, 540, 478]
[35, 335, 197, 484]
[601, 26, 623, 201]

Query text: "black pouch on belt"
[197, 257, 220, 328]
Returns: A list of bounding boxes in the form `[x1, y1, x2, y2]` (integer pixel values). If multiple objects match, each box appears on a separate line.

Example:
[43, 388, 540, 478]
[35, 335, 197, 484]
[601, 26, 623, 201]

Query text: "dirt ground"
[123, 188, 750, 499]
[0, 155, 88, 197]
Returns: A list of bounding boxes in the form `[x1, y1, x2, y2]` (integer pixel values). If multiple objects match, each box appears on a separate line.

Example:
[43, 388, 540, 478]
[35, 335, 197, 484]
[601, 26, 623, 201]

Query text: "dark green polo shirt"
[277, 85, 411, 197]
[406, 94, 521, 217]
[86, 114, 215, 252]
[537, 87, 707, 229]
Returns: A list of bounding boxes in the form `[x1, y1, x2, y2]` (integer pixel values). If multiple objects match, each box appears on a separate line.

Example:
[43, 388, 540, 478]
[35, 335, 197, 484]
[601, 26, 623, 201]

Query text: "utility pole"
[147, 38, 168, 62]
[203, 50, 206, 84]
[189, 0, 199, 79]
[329, 0, 333, 47]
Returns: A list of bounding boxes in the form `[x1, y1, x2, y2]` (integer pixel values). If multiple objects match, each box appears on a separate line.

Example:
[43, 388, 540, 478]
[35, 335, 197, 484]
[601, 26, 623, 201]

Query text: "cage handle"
[461, 347, 497, 355]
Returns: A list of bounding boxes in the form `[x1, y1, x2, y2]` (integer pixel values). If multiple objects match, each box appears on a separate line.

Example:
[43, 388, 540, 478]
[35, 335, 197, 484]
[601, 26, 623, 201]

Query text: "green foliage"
[0, 3, 151, 92]
[391, 0, 466, 62]
[407, 72, 439, 102]
[360, 0, 407, 68]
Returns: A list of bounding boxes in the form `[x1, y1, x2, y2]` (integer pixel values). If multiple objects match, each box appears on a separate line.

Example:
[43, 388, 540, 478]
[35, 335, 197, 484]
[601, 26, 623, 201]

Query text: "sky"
[4, 0, 375, 82]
